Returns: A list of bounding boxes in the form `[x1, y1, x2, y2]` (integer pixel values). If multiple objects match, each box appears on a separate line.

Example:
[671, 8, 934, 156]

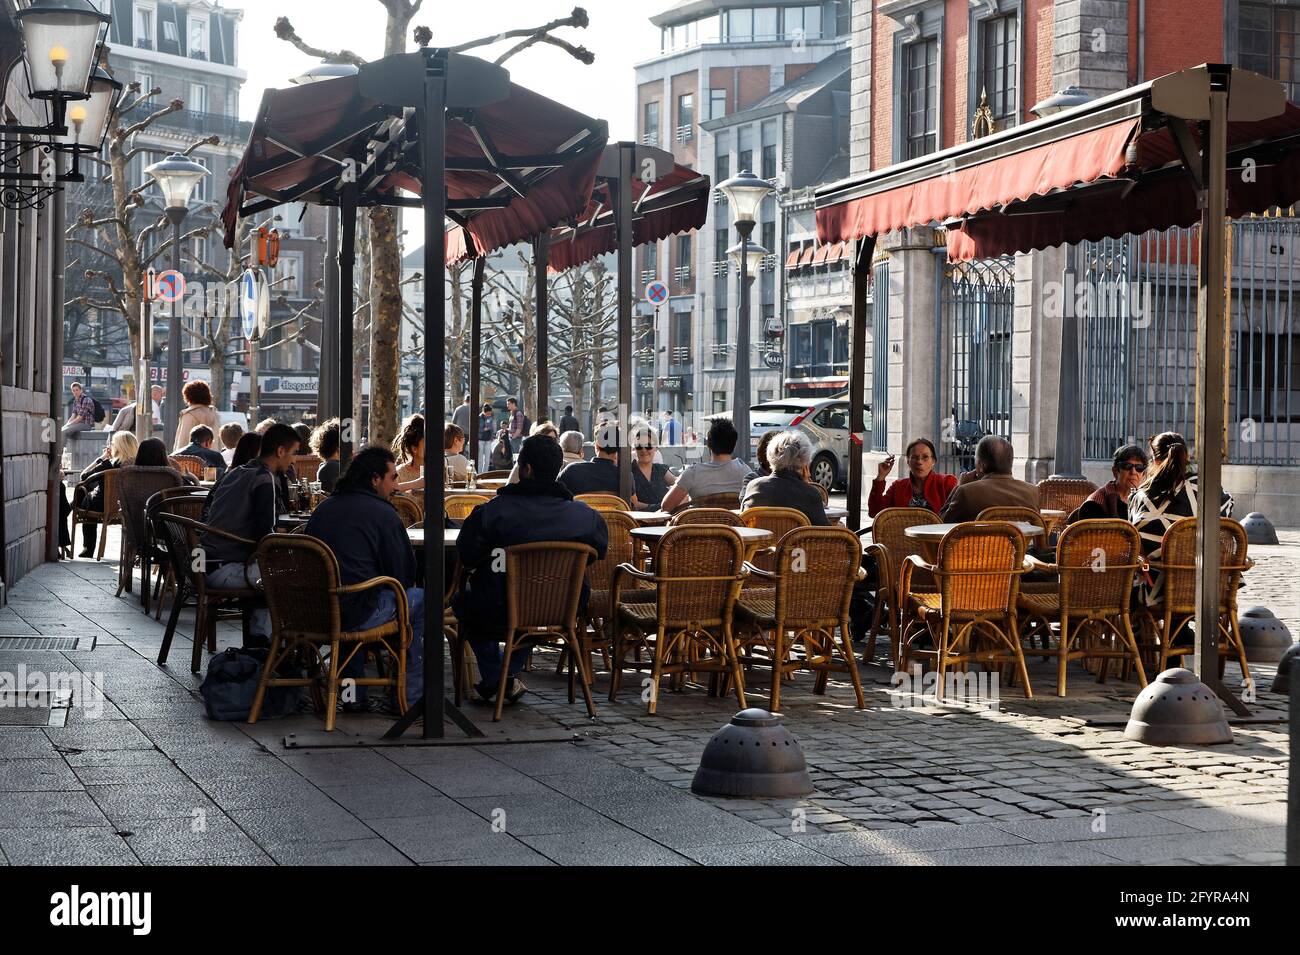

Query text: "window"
[671, 312, 692, 365]
[761, 144, 777, 180]
[709, 88, 727, 120]
[162, 18, 177, 43]
[189, 83, 207, 114]
[761, 221, 776, 261]
[980, 14, 1018, 125]
[757, 389, 774, 404]
[190, 18, 208, 58]
[713, 391, 728, 414]
[677, 92, 694, 141]
[715, 308, 728, 347]
[135, 6, 154, 48]
[738, 149, 753, 175]
[715, 226, 730, 263]
[726, 8, 753, 42]
[643, 101, 660, 143]
[675, 233, 693, 282]
[903, 39, 939, 158]
[714, 151, 730, 188]
[137, 71, 153, 94]
[753, 7, 779, 41]
[1240, 3, 1300, 100]
[278, 253, 303, 296]
[785, 5, 822, 41]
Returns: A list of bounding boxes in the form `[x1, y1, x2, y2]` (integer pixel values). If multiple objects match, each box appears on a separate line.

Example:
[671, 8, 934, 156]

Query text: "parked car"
[709, 396, 869, 491]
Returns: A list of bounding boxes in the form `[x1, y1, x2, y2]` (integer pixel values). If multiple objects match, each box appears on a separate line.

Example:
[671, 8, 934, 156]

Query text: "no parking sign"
[644, 280, 668, 306]
[153, 269, 185, 303]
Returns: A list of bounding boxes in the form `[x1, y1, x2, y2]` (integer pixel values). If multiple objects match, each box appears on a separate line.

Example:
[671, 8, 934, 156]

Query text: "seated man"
[557, 430, 621, 497]
[938, 435, 1041, 523]
[219, 422, 244, 466]
[200, 423, 300, 639]
[310, 418, 342, 492]
[660, 418, 755, 512]
[741, 430, 828, 526]
[305, 445, 422, 710]
[177, 425, 228, 477]
[455, 435, 608, 703]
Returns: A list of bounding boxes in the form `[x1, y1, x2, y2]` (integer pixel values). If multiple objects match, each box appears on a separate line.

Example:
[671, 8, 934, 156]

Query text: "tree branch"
[272, 17, 368, 66]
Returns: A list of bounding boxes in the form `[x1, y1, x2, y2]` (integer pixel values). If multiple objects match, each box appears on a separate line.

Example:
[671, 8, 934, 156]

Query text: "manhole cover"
[0, 690, 72, 726]
[0, 636, 88, 651]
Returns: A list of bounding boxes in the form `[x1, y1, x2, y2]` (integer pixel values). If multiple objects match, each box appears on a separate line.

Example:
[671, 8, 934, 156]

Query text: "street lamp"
[718, 168, 774, 460]
[15, 0, 110, 102]
[60, 65, 122, 150]
[290, 61, 360, 85]
[145, 152, 209, 447]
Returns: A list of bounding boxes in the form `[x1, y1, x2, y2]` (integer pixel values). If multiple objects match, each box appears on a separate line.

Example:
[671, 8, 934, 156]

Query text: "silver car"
[749, 396, 864, 491]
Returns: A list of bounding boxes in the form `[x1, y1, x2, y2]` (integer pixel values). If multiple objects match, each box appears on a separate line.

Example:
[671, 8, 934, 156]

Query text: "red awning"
[823, 241, 844, 263]
[784, 249, 800, 269]
[798, 245, 816, 266]
[812, 243, 831, 265]
[223, 69, 607, 251]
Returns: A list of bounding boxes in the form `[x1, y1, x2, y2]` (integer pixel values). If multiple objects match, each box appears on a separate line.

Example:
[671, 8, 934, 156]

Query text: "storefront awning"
[798, 245, 816, 266]
[222, 67, 608, 251]
[812, 243, 831, 265]
[784, 248, 800, 269]
[824, 241, 844, 263]
[815, 68, 1300, 260]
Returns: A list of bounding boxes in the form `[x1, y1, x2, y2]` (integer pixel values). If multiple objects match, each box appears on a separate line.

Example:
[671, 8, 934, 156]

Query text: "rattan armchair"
[170, 455, 206, 480]
[476, 470, 512, 481]
[1037, 477, 1097, 533]
[115, 466, 185, 608]
[493, 541, 598, 721]
[391, 494, 423, 527]
[686, 491, 742, 510]
[669, 507, 743, 527]
[976, 505, 1047, 534]
[69, 468, 121, 562]
[569, 511, 653, 685]
[292, 454, 324, 479]
[254, 533, 411, 731]
[444, 494, 491, 522]
[738, 507, 810, 574]
[899, 521, 1033, 699]
[574, 493, 629, 511]
[1139, 518, 1253, 681]
[863, 507, 941, 667]
[1016, 519, 1149, 697]
[734, 526, 867, 711]
[153, 513, 263, 673]
[609, 525, 749, 714]
[147, 490, 208, 621]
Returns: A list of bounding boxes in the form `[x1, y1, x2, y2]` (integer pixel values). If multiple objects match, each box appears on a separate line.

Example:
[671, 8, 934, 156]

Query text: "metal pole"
[165, 210, 185, 449]
[469, 255, 484, 465]
[848, 238, 871, 530]
[1194, 68, 1247, 715]
[46, 189, 67, 562]
[1052, 261, 1085, 479]
[616, 143, 634, 502]
[318, 206, 339, 422]
[136, 298, 152, 442]
[734, 220, 755, 463]
[338, 187, 358, 468]
[419, 48, 449, 738]
[534, 233, 549, 422]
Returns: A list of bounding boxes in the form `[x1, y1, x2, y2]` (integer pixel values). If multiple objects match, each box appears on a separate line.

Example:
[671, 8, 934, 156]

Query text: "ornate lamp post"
[718, 169, 773, 459]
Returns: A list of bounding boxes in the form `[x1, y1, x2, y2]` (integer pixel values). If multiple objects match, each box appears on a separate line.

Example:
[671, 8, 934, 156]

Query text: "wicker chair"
[445, 494, 491, 522]
[391, 494, 423, 528]
[1037, 477, 1098, 534]
[493, 542, 598, 721]
[686, 491, 741, 510]
[1017, 519, 1149, 697]
[147, 490, 208, 620]
[739, 507, 810, 574]
[574, 493, 629, 511]
[253, 533, 411, 731]
[976, 505, 1046, 535]
[899, 522, 1032, 699]
[814, 483, 830, 506]
[734, 526, 867, 712]
[609, 525, 749, 714]
[569, 511, 654, 685]
[669, 507, 743, 527]
[69, 468, 121, 561]
[170, 455, 206, 480]
[864, 507, 941, 667]
[115, 466, 184, 608]
[292, 454, 324, 480]
[1139, 518, 1253, 681]
[153, 513, 263, 674]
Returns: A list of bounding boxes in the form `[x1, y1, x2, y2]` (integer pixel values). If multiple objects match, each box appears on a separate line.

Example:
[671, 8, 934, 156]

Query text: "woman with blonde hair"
[71, 430, 139, 556]
[1129, 431, 1234, 606]
[444, 422, 471, 481]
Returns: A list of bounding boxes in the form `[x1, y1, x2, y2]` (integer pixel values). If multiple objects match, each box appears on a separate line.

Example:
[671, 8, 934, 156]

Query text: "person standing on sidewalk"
[477, 402, 496, 472]
[506, 397, 525, 454]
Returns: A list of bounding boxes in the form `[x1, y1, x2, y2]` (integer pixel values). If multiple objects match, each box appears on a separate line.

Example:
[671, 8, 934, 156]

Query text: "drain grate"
[0, 690, 72, 726]
[0, 636, 87, 651]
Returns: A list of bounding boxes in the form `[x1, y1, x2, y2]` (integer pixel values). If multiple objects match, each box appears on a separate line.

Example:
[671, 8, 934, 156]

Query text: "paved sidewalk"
[0, 532, 1292, 866]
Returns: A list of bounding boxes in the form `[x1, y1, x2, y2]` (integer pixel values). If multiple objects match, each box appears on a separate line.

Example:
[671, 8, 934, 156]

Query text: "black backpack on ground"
[200, 646, 304, 721]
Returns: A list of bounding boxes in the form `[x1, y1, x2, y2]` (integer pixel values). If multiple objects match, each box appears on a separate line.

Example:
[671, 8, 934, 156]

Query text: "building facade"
[849, 0, 1300, 521]
[634, 1, 852, 420]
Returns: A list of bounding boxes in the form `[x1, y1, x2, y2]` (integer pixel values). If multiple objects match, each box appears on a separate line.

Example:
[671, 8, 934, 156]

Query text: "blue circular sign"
[240, 269, 260, 340]
[644, 281, 669, 305]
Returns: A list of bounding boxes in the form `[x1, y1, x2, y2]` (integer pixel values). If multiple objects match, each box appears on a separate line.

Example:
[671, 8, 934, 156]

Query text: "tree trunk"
[368, 207, 402, 445]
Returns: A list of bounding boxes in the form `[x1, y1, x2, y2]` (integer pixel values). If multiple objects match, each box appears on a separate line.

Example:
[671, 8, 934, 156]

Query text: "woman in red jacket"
[867, 437, 958, 516]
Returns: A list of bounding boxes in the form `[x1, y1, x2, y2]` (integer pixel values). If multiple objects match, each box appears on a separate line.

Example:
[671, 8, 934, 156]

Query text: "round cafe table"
[407, 527, 459, 549]
[624, 510, 672, 525]
[904, 520, 1044, 562]
[630, 524, 772, 561]
[1041, 508, 1066, 522]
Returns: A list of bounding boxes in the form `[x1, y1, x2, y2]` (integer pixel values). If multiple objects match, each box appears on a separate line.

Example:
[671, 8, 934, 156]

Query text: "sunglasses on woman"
[634, 445, 654, 451]
[1118, 462, 1147, 473]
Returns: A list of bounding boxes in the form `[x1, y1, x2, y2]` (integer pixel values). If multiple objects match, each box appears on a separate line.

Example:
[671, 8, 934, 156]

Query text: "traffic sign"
[240, 268, 269, 341]
[154, 269, 185, 303]
[644, 280, 669, 306]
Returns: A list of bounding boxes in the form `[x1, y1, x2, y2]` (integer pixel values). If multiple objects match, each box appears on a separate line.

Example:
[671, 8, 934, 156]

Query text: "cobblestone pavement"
[0, 530, 1292, 866]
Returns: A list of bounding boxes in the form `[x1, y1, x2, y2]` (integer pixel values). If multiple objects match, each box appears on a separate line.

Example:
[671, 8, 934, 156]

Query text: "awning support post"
[1195, 66, 1248, 716]
[1051, 259, 1084, 479]
[469, 255, 485, 465]
[616, 142, 634, 502]
[338, 185, 358, 469]
[318, 206, 339, 423]
[848, 237, 873, 531]
[534, 233, 549, 421]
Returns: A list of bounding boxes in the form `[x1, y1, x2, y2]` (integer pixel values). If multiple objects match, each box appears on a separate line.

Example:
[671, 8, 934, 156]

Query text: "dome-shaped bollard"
[1238, 608, 1294, 664]
[691, 708, 813, 798]
[1272, 643, 1300, 695]
[1240, 512, 1279, 546]
[1124, 668, 1232, 745]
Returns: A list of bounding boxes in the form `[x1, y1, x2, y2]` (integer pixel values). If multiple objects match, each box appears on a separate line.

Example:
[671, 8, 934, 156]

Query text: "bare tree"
[547, 259, 615, 428]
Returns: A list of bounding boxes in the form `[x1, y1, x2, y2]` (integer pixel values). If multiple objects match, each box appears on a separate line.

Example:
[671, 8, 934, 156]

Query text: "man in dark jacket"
[305, 444, 422, 709]
[177, 425, 227, 477]
[557, 432, 621, 497]
[558, 405, 581, 435]
[201, 423, 300, 637]
[455, 434, 608, 704]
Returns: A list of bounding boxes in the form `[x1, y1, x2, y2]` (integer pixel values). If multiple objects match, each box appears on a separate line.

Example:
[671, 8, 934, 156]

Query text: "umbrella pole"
[339, 186, 357, 469]
[847, 237, 873, 531]
[616, 143, 634, 503]
[535, 234, 549, 422]
[470, 256, 484, 466]
[1195, 69, 1248, 715]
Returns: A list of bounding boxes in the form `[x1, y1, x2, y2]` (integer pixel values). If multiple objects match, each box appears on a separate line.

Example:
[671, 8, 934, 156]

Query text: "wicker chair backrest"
[1055, 519, 1141, 614]
[1037, 477, 1097, 515]
[741, 506, 811, 572]
[670, 507, 743, 527]
[588, 510, 639, 592]
[445, 494, 491, 521]
[976, 505, 1046, 534]
[773, 526, 861, 625]
[935, 521, 1026, 615]
[504, 542, 594, 632]
[655, 526, 745, 625]
[1160, 517, 1248, 615]
[117, 467, 184, 550]
[258, 533, 343, 640]
[575, 493, 629, 511]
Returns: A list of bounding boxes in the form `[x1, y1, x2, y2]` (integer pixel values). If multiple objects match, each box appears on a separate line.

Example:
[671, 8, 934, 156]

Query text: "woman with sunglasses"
[1065, 443, 1149, 525]
[629, 426, 676, 511]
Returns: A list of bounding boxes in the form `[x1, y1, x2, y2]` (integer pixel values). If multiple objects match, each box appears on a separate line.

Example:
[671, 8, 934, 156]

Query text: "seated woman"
[488, 428, 514, 472]
[630, 426, 676, 511]
[72, 430, 139, 557]
[741, 430, 828, 526]
[445, 422, 471, 482]
[310, 418, 342, 492]
[1129, 431, 1234, 607]
[867, 438, 957, 517]
[1066, 444, 1149, 525]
